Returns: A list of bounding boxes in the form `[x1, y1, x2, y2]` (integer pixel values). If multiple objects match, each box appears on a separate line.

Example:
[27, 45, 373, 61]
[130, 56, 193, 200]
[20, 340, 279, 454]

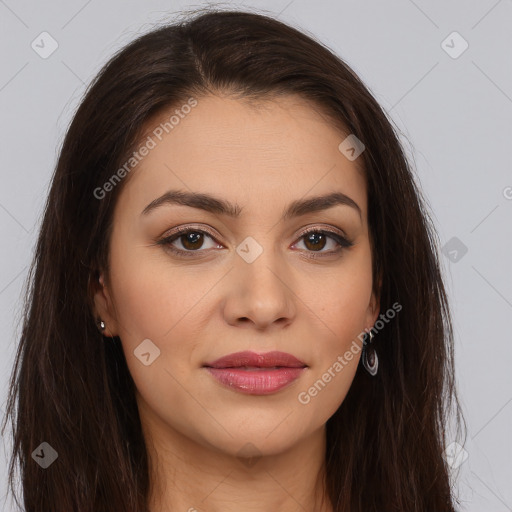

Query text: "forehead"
[116, 94, 367, 222]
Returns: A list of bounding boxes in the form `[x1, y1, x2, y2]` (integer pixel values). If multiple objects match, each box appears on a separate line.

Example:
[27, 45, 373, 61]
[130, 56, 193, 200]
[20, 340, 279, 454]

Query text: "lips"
[203, 351, 308, 395]
[203, 350, 307, 369]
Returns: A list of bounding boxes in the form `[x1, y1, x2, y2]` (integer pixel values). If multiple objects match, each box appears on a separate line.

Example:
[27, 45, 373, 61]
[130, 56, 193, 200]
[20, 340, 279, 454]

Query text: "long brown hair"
[2, 7, 465, 511]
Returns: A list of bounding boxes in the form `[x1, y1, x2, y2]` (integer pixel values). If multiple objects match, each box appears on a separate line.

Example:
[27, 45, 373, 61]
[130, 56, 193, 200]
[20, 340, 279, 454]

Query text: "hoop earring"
[362, 330, 378, 376]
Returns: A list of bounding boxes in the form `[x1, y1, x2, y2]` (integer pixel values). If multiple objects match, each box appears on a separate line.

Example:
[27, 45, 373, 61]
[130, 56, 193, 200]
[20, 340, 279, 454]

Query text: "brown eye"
[294, 228, 353, 257]
[157, 225, 353, 259]
[303, 231, 328, 251]
[157, 227, 222, 257]
[179, 231, 205, 250]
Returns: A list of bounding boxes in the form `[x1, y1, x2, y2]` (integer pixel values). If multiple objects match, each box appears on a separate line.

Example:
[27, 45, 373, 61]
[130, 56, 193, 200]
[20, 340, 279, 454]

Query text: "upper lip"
[203, 350, 307, 369]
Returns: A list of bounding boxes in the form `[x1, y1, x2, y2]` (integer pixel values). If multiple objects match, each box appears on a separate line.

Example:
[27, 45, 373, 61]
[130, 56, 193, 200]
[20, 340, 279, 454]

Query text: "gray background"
[1, 0, 511, 510]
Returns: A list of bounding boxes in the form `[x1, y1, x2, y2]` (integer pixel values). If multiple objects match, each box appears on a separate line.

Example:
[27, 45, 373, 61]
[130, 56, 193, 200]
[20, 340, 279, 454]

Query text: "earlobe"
[368, 272, 382, 327]
[368, 294, 380, 327]
[92, 272, 119, 336]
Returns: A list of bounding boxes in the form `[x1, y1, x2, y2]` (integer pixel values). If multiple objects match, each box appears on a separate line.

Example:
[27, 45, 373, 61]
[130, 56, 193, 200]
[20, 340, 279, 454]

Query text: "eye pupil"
[304, 232, 326, 251]
[182, 232, 203, 250]
[162, 227, 349, 258]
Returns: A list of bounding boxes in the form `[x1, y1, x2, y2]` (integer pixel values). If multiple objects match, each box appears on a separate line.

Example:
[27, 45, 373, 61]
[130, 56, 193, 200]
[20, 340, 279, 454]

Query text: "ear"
[91, 272, 119, 336]
[366, 271, 382, 329]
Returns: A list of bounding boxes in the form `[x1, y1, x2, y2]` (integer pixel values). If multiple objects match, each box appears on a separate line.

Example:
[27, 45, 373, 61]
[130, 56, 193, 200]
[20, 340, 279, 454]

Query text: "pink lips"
[203, 350, 307, 395]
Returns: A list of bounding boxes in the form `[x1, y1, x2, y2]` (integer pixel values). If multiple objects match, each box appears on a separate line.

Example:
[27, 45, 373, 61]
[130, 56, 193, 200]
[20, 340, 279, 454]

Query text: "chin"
[196, 421, 309, 459]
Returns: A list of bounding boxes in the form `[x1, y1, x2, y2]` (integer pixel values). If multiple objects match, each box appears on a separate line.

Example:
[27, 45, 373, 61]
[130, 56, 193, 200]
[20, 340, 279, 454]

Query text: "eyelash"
[156, 225, 354, 259]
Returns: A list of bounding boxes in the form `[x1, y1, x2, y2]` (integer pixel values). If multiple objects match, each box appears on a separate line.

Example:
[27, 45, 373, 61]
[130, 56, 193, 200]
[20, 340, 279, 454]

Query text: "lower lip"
[204, 367, 306, 395]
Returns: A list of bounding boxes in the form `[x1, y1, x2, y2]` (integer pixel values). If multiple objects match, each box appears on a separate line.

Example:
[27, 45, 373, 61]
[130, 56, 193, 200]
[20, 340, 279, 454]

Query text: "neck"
[140, 401, 333, 512]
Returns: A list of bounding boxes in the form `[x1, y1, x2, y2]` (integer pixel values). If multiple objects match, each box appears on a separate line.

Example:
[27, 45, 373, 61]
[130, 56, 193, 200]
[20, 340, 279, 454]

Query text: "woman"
[2, 8, 465, 512]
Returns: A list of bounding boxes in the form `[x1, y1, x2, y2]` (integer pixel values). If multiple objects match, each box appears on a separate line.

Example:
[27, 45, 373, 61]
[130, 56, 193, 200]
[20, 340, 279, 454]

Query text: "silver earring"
[99, 320, 106, 331]
[362, 330, 378, 376]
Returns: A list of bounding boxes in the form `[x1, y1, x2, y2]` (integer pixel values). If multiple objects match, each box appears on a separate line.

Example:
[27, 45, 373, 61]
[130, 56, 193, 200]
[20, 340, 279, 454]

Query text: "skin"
[93, 93, 380, 512]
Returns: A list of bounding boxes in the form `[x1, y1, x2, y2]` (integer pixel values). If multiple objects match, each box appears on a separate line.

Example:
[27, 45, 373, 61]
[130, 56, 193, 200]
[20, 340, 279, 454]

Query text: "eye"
[292, 227, 354, 258]
[156, 225, 354, 259]
[157, 226, 222, 258]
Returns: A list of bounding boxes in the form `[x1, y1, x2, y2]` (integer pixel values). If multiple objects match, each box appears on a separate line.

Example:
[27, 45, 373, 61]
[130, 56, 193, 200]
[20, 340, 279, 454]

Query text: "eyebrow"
[141, 189, 362, 221]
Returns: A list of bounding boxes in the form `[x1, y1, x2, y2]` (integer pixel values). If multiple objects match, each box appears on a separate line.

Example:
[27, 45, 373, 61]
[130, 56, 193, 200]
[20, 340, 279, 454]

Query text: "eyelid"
[168, 223, 219, 239]
[162, 222, 348, 241]
[157, 222, 353, 256]
[298, 223, 348, 238]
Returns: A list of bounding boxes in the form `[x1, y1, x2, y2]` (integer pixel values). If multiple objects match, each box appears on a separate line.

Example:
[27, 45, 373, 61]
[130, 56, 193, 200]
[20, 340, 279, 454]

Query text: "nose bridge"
[224, 233, 295, 327]
[236, 232, 287, 292]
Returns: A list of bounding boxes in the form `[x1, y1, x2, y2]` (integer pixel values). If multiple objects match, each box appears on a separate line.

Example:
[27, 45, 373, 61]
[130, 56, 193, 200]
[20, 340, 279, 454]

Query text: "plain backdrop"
[1, 1, 511, 510]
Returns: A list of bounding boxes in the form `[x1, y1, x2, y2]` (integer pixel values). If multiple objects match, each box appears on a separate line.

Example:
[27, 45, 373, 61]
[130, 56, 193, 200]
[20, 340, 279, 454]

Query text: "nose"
[222, 246, 296, 331]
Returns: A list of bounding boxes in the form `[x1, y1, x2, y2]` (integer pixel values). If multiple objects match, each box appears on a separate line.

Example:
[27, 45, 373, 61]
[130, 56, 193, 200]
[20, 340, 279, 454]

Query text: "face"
[94, 93, 380, 459]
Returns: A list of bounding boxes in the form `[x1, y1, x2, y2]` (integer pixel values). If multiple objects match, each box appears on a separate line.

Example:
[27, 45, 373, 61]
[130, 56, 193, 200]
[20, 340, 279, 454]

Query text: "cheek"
[293, 249, 372, 416]
[296, 287, 367, 424]
[108, 240, 206, 342]
[107, 249, 207, 420]
[304, 248, 373, 352]
[107, 241, 220, 397]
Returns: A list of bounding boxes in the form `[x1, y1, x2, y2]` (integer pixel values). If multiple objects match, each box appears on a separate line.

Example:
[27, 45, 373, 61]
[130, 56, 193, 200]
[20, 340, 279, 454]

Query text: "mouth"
[203, 350, 307, 369]
[203, 351, 307, 395]
[218, 366, 290, 370]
